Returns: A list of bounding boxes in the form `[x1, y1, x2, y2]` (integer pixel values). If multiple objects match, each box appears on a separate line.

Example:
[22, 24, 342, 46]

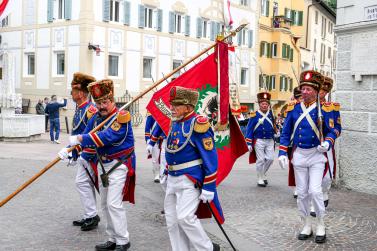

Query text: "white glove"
[278, 155, 289, 170]
[146, 144, 153, 155]
[274, 131, 280, 138]
[317, 141, 330, 153]
[248, 145, 253, 152]
[58, 148, 69, 160]
[199, 189, 215, 203]
[69, 135, 80, 146]
[146, 139, 150, 145]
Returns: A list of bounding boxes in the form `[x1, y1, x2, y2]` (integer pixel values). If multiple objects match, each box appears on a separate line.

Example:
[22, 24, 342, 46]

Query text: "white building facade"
[335, 0, 377, 195]
[300, 0, 336, 79]
[0, 0, 259, 128]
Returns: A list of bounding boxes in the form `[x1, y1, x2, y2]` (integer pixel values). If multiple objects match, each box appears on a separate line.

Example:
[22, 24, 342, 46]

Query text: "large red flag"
[146, 41, 247, 184]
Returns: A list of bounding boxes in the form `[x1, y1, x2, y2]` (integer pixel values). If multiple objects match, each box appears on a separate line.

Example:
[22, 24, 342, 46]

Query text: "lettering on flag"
[154, 98, 172, 119]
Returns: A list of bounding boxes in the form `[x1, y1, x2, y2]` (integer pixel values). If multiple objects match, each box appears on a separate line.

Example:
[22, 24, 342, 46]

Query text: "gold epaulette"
[117, 110, 131, 123]
[194, 115, 210, 133]
[332, 102, 341, 111]
[87, 104, 98, 119]
[322, 102, 334, 113]
[286, 102, 296, 113]
[249, 111, 256, 118]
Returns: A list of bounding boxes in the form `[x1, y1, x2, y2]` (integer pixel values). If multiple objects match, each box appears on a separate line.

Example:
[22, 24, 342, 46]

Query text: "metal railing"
[115, 90, 143, 127]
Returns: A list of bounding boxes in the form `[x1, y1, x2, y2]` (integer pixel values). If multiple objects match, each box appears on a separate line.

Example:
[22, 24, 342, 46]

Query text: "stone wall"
[335, 26, 377, 195]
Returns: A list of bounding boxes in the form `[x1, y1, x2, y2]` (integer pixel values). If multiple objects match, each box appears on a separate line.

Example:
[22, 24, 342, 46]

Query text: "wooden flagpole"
[0, 24, 248, 208]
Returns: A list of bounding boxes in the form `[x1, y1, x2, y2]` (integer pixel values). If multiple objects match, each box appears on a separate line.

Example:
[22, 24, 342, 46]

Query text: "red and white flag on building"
[223, 0, 233, 27]
[0, 0, 11, 21]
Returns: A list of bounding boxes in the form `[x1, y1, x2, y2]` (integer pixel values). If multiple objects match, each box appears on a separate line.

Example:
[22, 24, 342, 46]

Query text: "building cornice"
[335, 20, 377, 34]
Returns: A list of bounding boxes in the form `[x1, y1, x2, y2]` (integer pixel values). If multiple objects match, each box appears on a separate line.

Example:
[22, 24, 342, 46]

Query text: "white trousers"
[254, 138, 275, 174]
[159, 139, 167, 191]
[152, 143, 161, 179]
[292, 147, 327, 218]
[164, 175, 213, 251]
[100, 160, 129, 245]
[76, 157, 97, 219]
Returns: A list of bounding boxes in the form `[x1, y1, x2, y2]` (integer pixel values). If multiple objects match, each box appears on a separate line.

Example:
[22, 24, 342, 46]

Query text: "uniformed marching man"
[164, 86, 222, 251]
[246, 92, 276, 187]
[318, 76, 341, 208]
[147, 123, 168, 188]
[58, 73, 100, 231]
[69, 79, 135, 251]
[145, 112, 161, 183]
[278, 70, 337, 243]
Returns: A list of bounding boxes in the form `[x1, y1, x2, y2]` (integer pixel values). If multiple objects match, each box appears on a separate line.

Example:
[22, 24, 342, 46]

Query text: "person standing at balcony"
[246, 92, 277, 187]
[45, 94, 67, 144]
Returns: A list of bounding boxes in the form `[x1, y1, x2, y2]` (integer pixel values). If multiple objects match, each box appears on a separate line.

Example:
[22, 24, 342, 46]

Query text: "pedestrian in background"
[44, 97, 50, 132]
[45, 95, 67, 144]
[35, 99, 45, 115]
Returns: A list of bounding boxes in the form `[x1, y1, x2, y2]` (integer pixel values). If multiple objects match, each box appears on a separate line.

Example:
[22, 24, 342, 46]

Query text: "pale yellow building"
[258, 0, 305, 113]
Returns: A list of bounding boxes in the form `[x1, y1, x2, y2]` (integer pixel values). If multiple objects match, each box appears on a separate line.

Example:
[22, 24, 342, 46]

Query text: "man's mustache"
[99, 109, 107, 112]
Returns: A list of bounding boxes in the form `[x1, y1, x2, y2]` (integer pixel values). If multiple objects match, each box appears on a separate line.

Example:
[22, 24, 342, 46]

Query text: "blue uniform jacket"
[333, 102, 342, 139]
[245, 110, 275, 145]
[279, 101, 337, 156]
[70, 101, 97, 160]
[165, 112, 224, 223]
[45, 99, 67, 120]
[145, 114, 156, 142]
[148, 123, 166, 147]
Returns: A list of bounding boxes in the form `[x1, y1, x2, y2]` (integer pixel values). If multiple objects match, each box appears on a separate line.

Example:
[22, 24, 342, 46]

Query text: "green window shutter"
[185, 15, 190, 36]
[103, 0, 110, 22]
[138, 5, 145, 28]
[286, 45, 290, 59]
[267, 43, 271, 58]
[298, 11, 303, 26]
[266, 75, 271, 90]
[64, 0, 72, 20]
[285, 77, 288, 91]
[292, 10, 296, 25]
[290, 48, 294, 62]
[260, 42, 264, 56]
[282, 43, 286, 58]
[156, 9, 163, 31]
[289, 78, 293, 91]
[266, 0, 270, 17]
[248, 30, 253, 48]
[169, 12, 175, 33]
[47, 0, 54, 22]
[196, 17, 202, 38]
[123, 1, 131, 25]
[279, 76, 283, 91]
[284, 8, 288, 19]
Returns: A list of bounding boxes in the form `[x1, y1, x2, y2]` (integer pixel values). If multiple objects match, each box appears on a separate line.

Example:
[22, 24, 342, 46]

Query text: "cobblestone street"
[0, 133, 376, 251]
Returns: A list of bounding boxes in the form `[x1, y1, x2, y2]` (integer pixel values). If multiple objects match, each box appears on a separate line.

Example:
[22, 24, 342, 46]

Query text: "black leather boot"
[95, 241, 116, 251]
[81, 215, 100, 231]
[213, 242, 220, 251]
[114, 243, 131, 251]
[72, 218, 86, 226]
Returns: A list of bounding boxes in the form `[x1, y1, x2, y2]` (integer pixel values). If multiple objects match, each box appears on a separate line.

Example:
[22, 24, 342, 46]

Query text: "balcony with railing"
[272, 16, 292, 30]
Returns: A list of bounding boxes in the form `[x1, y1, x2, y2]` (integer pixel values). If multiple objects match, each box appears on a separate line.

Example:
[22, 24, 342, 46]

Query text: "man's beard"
[171, 116, 183, 121]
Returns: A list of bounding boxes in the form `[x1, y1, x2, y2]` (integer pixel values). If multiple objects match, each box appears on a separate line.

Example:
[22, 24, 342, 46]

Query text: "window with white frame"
[261, 0, 269, 17]
[240, 0, 248, 6]
[144, 7, 154, 28]
[260, 41, 268, 57]
[174, 13, 183, 33]
[280, 76, 287, 91]
[313, 39, 317, 52]
[240, 68, 248, 85]
[172, 60, 182, 78]
[110, 0, 120, 22]
[56, 52, 65, 75]
[271, 42, 277, 57]
[240, 29, 247, 46]
[109, 55, 119, 76]
[54, 0, 65, 20]
[143, 57, 153, 78]
[269, 75, 276, 90]
[27, 54, 35, 75]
